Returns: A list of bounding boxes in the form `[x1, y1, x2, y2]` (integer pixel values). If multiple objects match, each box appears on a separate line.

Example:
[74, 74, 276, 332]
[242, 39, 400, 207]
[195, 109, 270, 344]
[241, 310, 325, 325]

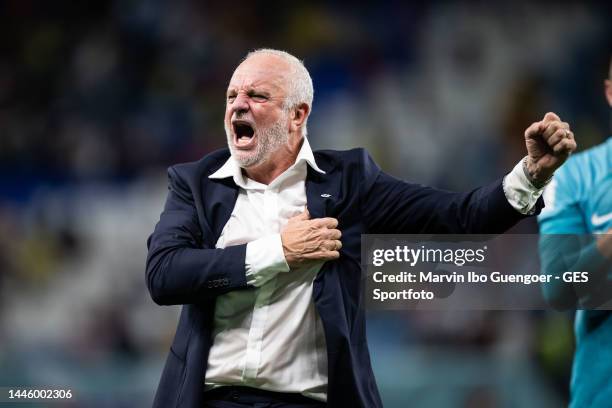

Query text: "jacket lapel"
[305, 156, 341, 218]
[203, 177, 240, 245]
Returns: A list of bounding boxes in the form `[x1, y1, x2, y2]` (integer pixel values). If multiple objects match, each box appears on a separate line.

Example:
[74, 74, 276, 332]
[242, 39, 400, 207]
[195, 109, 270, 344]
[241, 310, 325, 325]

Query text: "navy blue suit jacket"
[146, 147, 539, 408]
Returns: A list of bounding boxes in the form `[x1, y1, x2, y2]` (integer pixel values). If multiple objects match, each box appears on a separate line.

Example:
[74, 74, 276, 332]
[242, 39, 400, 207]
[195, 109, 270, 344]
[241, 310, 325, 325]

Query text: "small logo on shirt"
[320, 194, 331, 198]
[592, 212, 612, 226]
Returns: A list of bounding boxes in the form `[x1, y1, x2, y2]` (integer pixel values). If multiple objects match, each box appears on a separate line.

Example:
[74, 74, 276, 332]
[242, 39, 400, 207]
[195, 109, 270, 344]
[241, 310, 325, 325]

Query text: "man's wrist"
[503, 157, 548, 215]
[522, 156, 552, 189]
[245, 234, 290, 287]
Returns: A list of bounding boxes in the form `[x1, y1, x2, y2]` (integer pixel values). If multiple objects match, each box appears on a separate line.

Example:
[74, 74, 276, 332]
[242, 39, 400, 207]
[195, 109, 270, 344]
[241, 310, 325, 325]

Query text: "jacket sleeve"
[145, 166, 249, 305]
[359, 149, 540, 234]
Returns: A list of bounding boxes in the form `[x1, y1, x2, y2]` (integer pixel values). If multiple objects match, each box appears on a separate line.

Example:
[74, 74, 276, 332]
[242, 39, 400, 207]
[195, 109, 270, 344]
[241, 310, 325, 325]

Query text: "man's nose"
[230, 93, 250, 115]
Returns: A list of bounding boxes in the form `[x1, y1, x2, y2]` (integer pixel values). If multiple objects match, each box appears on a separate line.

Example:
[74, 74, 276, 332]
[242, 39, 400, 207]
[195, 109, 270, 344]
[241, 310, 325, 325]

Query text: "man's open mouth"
[232, 121, 256, 148]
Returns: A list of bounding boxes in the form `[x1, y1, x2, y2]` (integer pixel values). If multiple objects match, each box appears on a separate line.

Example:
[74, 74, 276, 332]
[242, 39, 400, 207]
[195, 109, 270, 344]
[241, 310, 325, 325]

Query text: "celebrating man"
[146, 49, 576, 408]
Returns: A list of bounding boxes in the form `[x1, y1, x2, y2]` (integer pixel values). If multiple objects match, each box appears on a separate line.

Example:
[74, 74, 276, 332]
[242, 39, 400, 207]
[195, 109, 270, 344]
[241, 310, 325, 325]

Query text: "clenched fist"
[281, 209, 342, 268]
[524, 112, 577, 186]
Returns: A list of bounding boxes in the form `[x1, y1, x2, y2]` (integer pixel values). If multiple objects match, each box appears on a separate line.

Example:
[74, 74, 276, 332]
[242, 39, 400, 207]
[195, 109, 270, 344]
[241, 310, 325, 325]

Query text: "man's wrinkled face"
[224, 54, 291, 168]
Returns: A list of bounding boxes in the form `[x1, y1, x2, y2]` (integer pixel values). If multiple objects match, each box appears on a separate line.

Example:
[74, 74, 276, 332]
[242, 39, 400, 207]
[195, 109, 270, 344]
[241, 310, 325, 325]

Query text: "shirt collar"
[209, 137, 325, 187]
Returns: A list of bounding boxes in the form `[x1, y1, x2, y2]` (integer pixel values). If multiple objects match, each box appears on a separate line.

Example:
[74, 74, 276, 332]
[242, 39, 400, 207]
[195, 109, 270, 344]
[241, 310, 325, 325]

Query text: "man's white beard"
[225, 114, 289, 168]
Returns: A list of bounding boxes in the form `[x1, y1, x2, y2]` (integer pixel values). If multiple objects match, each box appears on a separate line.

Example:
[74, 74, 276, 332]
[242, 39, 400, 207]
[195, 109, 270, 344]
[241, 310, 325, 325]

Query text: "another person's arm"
[538, 162, 612, 310]
[539, 231, 612, 310]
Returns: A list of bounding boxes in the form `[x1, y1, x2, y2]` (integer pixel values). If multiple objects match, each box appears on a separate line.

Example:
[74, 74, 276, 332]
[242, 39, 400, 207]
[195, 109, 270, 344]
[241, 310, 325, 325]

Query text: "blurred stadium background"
[1, 1, 611, 407]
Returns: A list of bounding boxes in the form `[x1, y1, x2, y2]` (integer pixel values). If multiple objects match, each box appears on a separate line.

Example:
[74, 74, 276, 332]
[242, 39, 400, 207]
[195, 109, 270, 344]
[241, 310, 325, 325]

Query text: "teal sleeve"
[538, 156, 612, 310]
[539, 235, 611, 310]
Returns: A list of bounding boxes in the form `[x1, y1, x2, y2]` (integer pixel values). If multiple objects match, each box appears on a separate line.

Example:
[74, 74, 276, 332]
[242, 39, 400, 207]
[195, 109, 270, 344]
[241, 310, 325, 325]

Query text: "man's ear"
[605, 79, 612, 108]
[290, 103, 310, 133]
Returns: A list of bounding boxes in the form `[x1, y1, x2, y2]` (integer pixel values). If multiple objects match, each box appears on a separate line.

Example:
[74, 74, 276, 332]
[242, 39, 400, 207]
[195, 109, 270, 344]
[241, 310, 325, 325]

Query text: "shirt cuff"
[502, 157, 550, 215]
[245, 234, 290, 287]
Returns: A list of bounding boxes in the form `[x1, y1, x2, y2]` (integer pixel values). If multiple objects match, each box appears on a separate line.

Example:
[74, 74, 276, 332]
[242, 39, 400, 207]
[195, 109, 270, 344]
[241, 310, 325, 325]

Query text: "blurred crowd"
[0, 1, 610, 406]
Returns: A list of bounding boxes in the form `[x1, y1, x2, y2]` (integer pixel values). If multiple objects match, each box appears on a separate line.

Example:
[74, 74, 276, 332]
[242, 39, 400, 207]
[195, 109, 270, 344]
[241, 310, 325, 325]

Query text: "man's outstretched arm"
[362, 112, 576, 234]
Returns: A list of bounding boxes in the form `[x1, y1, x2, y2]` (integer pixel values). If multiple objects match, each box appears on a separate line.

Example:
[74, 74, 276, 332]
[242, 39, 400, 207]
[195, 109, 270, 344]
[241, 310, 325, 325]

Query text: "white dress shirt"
[206, 137, 328, 401]
[205, 138, 547, 402]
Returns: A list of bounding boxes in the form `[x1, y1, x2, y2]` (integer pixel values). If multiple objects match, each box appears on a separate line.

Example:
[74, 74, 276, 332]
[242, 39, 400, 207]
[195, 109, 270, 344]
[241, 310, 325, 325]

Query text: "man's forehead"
[228, 55, 290, 91]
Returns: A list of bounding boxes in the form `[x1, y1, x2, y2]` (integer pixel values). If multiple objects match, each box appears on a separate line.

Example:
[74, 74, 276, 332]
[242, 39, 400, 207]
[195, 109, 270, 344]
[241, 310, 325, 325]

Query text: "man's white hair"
[243, 48, 314, 135]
